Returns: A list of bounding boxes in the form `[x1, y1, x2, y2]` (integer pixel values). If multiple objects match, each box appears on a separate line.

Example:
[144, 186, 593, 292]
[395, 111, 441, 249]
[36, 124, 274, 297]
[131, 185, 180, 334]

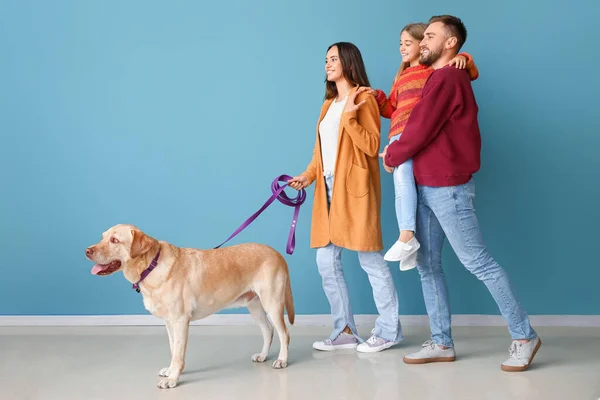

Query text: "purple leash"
[132, 175, 305, 293]
[214, 174, 307, 255]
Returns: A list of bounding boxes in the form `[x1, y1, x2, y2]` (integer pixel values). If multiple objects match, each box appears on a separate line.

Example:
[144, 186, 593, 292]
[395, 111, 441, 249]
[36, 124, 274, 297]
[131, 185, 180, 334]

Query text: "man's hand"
[379, 145, 394, 173]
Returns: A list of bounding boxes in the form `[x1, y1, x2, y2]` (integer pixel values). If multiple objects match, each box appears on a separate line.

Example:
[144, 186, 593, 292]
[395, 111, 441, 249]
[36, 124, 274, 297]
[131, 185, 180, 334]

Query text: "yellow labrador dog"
[85, 224, 295, 389]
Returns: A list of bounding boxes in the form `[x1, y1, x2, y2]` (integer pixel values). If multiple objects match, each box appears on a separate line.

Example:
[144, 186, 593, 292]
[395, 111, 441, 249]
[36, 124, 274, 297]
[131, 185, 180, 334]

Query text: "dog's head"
[85, 224, 157, 276]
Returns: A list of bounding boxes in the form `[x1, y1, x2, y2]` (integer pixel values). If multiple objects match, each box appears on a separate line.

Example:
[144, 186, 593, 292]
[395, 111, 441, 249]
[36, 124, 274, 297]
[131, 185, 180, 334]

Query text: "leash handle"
[213, 174, 307, 255]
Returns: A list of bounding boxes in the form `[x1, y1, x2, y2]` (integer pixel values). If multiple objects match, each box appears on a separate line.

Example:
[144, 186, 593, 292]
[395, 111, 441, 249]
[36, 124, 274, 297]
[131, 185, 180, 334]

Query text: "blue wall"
[1, 0, 598, 316]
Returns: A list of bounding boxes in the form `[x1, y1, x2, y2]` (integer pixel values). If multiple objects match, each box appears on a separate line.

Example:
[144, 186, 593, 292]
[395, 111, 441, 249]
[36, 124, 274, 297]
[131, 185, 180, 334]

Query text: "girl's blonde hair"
[393, 23, 427, 83]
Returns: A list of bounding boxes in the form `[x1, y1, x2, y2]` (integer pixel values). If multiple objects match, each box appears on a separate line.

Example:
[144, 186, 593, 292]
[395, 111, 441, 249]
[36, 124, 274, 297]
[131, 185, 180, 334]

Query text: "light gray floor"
[1, 325, 598, 400]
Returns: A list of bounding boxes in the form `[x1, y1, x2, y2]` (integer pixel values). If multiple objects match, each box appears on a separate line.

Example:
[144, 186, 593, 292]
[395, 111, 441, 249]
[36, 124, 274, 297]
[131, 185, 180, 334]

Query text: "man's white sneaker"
[384, 237, 420, 262]
[403, 340, 456, 364]
[501, 337, 542, 372]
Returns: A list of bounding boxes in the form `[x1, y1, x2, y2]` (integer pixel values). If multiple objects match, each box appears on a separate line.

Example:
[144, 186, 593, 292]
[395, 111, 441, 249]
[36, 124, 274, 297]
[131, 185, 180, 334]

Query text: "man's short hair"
[429, 15, 467, 50]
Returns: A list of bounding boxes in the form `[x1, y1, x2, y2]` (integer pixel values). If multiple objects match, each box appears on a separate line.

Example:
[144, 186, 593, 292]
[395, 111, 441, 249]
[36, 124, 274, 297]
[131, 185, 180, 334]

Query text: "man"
[381, 15, 541, 372]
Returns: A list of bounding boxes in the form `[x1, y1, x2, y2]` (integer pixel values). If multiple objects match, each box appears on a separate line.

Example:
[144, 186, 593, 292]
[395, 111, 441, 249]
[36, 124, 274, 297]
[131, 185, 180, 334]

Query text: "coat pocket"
[346, 164, 370, 198]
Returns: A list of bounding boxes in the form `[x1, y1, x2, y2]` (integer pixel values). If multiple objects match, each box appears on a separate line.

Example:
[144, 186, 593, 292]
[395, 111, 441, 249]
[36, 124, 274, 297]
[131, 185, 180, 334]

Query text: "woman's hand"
[287, 175, 309, 190]
[449, 55, 467, 69]
[343, 87, 369, 113]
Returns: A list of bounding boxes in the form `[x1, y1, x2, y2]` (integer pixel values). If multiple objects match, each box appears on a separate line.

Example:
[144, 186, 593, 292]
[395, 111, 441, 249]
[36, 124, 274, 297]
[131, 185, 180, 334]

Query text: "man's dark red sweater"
[384, 65, 481, 187]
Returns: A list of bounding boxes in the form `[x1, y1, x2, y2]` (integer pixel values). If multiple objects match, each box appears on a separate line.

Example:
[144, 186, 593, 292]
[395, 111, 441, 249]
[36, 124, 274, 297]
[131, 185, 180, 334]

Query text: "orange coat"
[302, 87, 383, 252]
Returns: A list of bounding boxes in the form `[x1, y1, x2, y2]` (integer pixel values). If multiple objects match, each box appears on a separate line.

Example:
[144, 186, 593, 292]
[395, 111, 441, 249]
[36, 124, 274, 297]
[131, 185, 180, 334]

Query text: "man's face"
[419, 22, 448, 66]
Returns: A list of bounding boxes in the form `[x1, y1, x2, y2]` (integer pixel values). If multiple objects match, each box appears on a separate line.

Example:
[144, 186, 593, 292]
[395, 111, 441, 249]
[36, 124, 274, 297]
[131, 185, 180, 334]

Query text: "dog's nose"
[86, 247, 94, 257]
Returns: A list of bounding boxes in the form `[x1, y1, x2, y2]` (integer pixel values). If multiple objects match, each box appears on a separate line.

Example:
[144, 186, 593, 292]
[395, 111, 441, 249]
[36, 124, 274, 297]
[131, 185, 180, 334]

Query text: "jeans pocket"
[454, 180, 476, 212]
[463, 179, 475, 206]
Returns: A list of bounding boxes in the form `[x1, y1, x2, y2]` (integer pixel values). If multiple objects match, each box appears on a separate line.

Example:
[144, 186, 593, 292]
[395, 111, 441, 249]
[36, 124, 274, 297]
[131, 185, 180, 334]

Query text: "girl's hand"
[287, 175, 309, 190]
[343, 87, 368, 113]
[449, 55, 467, 69]
[361, 87, 378, 97]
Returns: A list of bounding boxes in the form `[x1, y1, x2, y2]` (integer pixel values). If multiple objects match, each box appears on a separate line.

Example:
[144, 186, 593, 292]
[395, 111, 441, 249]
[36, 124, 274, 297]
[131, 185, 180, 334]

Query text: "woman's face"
[400, 31, 421, 65]
[325, 46, 343, 82]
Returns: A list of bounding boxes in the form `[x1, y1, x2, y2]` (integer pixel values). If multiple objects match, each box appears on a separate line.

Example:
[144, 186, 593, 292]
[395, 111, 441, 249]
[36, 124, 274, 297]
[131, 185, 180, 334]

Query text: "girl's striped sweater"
[375, 53, 478, 141]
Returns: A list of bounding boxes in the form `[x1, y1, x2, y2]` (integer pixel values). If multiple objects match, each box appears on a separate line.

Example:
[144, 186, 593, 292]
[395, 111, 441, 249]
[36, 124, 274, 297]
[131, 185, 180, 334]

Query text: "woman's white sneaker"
[312, 332, 358, 351]
[356, 334, 396, 353]
[403, 340, 456, 364]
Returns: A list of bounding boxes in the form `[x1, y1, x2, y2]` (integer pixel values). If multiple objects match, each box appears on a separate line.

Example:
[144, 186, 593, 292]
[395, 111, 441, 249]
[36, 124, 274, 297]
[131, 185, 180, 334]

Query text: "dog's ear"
[130, 229, 154, 259]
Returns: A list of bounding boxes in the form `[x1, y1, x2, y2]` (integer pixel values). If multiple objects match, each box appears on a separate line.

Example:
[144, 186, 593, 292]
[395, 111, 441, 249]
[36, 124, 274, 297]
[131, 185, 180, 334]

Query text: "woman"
[288, 42, 401, 353]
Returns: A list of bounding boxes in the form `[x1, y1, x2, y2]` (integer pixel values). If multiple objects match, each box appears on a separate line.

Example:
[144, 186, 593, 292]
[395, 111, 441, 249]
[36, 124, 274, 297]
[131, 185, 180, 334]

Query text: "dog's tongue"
[91, 264, 108, 275]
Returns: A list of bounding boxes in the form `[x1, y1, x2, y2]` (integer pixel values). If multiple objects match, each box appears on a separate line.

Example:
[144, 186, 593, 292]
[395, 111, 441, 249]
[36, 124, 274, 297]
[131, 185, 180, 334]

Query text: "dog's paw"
[252, 353, 267, 363]
[158, 367, 171, 377]
[272, 359, 288, 369]
[157, 377, 178, 389]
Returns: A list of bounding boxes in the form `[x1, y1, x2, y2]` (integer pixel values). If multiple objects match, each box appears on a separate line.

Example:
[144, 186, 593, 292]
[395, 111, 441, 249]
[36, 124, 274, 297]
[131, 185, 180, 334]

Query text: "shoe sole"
[399, 261, 417, 272]
[500, 338, 542, 372]
[403, 355, 456, 364]
[384, 243, 421, 263]
[312, 343, 358, 351]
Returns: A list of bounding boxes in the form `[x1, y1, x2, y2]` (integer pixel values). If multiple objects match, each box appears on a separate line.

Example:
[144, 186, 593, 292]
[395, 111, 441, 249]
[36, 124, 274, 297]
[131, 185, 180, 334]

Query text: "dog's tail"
[285, 275, 295, 325]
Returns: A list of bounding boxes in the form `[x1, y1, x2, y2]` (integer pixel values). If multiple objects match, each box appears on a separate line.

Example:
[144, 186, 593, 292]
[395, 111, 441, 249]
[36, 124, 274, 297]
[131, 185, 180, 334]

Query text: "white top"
[319, 96, 347, 176]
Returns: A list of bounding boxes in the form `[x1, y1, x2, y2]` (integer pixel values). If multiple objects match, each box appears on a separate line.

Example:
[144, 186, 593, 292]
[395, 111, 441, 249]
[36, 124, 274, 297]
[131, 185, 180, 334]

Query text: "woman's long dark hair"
[325, 42, 371, 100]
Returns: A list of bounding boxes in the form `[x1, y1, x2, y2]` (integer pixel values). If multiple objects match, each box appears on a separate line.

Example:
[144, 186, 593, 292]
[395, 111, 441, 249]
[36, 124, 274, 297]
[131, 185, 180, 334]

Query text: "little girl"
[367, 23, 479, 271]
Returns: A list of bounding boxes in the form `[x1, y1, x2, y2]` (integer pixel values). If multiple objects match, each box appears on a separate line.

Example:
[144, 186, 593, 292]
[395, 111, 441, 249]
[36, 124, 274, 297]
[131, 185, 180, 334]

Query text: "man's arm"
[384, 72, 459, 167]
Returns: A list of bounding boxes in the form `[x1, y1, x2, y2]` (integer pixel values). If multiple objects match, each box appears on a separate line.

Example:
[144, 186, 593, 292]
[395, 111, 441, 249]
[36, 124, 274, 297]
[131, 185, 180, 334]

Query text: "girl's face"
[399, 31, 421, 65]
[325, 46, 343, 82]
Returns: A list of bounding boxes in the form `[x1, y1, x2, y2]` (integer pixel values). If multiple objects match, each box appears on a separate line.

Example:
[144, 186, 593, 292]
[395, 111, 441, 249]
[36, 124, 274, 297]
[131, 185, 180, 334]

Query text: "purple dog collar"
[214, 174, 306, 255]
[132, 249, 161, 293]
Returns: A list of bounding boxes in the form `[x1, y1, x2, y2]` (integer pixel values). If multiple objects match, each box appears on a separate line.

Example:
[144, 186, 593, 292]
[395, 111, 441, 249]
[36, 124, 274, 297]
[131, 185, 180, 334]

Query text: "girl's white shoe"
[399, 252, 418, 271]
[384, 237, 420, 262]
